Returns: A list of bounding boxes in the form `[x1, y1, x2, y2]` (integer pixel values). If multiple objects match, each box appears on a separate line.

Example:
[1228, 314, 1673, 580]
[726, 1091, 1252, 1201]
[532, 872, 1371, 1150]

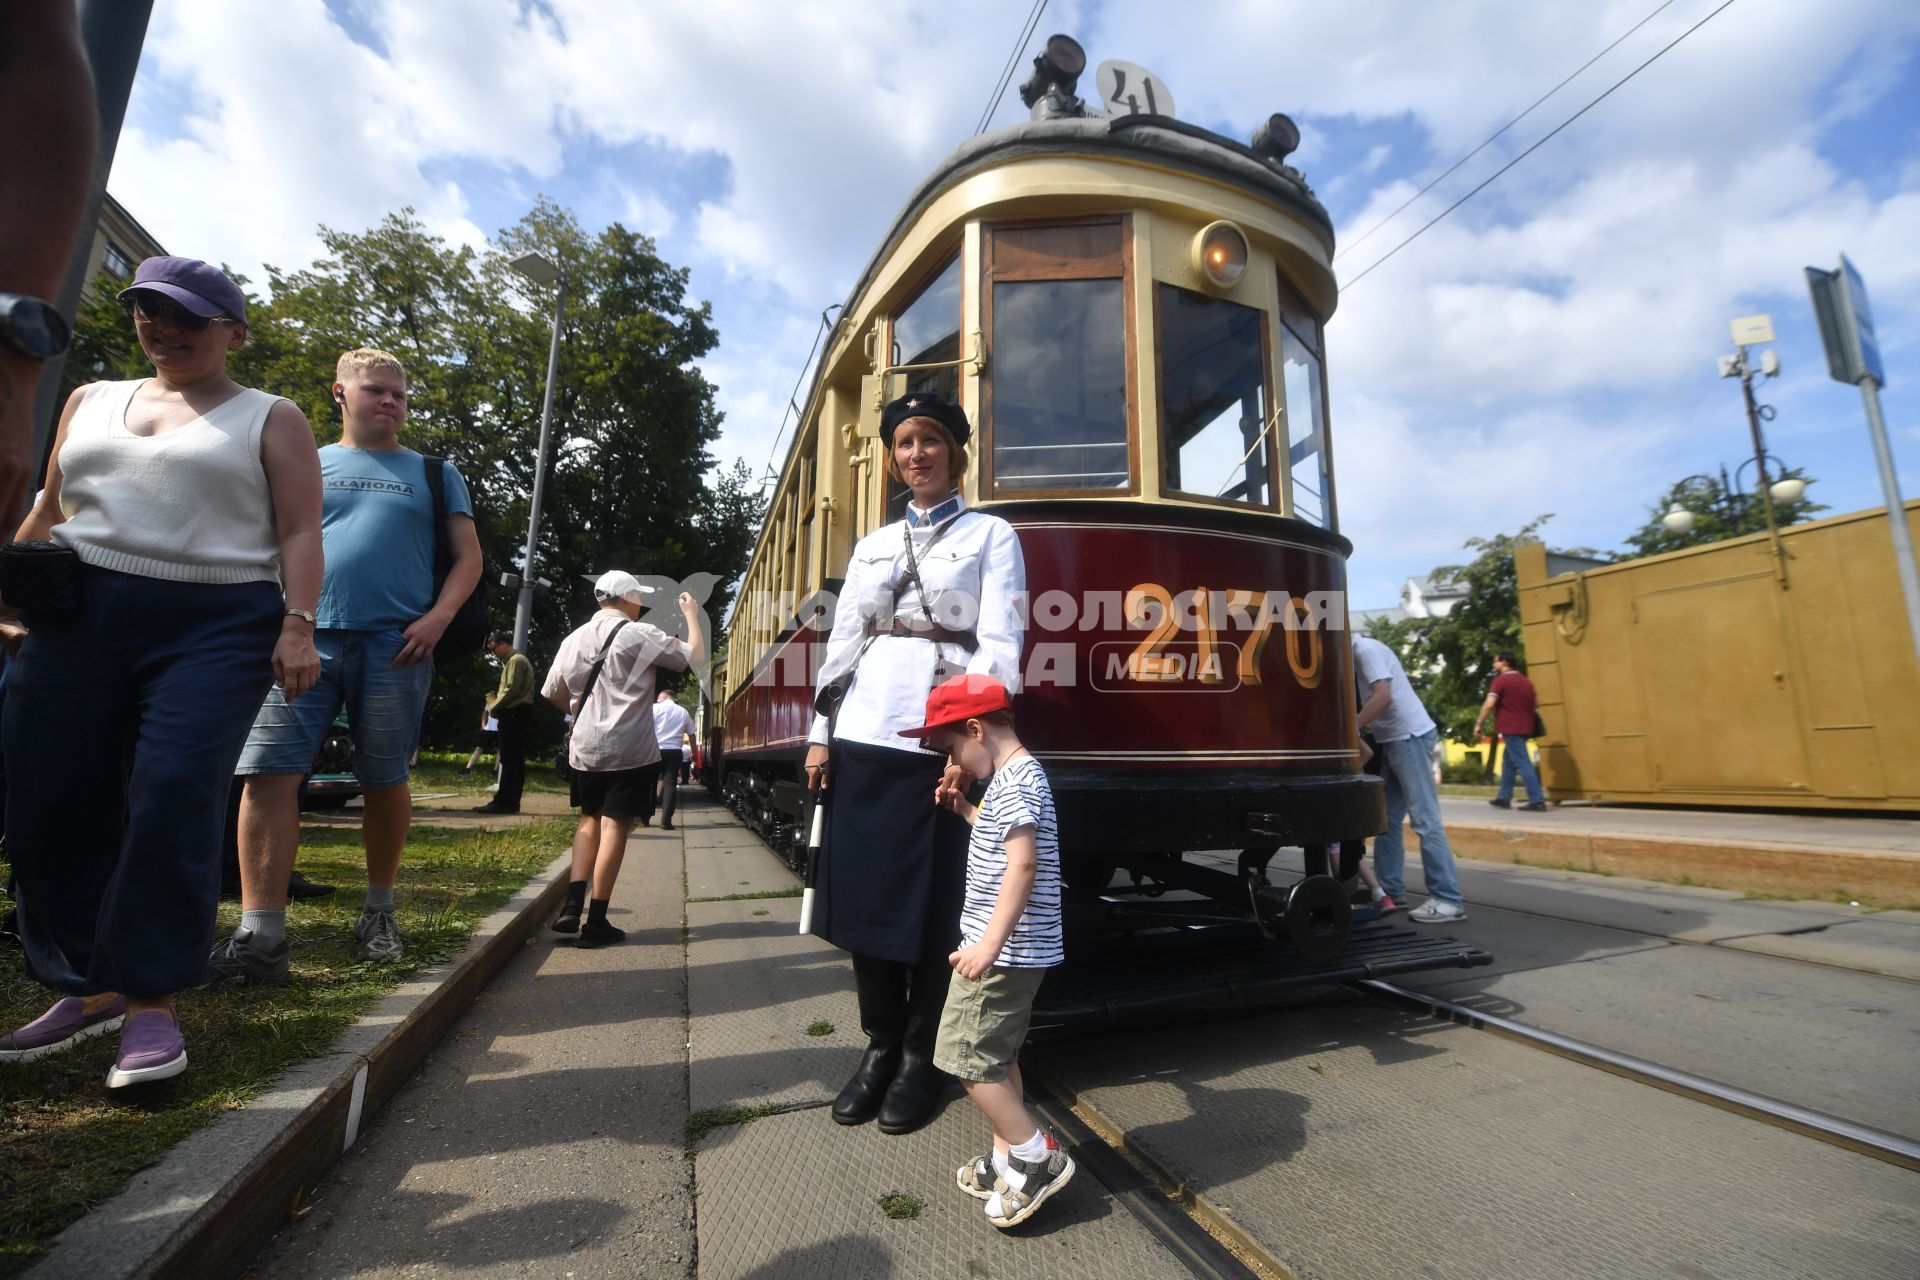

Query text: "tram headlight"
[1018, 34, 1088, 110]
[1191, 221, 1249, 291]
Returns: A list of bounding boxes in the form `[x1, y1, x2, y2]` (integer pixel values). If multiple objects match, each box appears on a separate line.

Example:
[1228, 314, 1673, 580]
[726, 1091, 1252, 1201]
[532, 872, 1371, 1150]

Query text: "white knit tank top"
[53, 379, 284, 584]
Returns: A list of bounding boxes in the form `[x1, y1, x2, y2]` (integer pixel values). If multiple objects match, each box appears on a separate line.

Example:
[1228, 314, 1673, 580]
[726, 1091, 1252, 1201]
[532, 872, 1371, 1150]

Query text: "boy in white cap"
[541, 571, 705, 945]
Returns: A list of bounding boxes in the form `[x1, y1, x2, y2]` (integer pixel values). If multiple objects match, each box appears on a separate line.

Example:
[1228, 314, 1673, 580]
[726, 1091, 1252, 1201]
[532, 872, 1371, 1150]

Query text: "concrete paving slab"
[686, 838, 802, 901]
[1716, 917, 1920, 982]
[685, 896, 861, 1115]
[1035, 1002, 1920, 1280]
[251, 834, 694, 1279]
[694, 1105, 1185, 1279]
[1393, 937, 1920, 1139]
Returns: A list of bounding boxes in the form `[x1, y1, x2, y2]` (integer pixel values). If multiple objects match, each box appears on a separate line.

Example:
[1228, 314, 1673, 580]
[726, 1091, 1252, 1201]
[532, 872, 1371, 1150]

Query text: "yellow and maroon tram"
[707, 38, 1485, 1014]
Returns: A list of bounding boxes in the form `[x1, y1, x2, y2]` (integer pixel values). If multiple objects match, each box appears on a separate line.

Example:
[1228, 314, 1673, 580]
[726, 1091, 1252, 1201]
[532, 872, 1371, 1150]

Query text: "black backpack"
[420, 453, 489, 662]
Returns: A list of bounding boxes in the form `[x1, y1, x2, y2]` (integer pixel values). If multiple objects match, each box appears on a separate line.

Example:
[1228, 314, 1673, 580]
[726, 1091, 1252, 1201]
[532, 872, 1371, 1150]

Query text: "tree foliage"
[1360, 516, 1563, 743]
[65, 203, 766, 746]
[1622, 463, 1824, 557]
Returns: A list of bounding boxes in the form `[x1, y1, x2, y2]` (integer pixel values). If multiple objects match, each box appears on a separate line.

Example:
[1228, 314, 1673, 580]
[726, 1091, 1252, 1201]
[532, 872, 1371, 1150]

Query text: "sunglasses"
[123, 292, 237, 332]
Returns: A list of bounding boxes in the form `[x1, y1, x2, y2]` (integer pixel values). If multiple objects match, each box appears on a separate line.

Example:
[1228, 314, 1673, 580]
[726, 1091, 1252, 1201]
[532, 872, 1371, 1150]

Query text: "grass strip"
[0, 816, 572, 1277]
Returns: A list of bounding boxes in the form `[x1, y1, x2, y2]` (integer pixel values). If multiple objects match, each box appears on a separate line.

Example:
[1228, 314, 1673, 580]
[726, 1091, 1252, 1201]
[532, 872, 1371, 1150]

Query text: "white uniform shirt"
[809, 499, 1027, 749]
[542, 609, 691, 771]
[652, 699, 694, 754]
[1352, 634, 1437, 744]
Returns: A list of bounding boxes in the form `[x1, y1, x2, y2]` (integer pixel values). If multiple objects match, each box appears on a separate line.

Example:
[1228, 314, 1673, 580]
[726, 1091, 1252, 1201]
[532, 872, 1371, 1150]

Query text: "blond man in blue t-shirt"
[900, 675, 1071, 1230]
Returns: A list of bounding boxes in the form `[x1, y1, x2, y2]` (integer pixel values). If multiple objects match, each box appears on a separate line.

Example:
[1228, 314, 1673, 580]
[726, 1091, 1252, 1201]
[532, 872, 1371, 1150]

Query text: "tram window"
[989, 278, 1129, 491]
[1276, 277, 1331, 528]
[1157, 285, 1274, 509]
[892, 255, 962, 402]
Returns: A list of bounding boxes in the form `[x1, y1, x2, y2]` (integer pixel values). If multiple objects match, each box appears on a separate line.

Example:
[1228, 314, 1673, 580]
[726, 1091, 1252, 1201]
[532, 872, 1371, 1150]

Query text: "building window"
[1276, 274, 1332, 528]
[984, 219, 1133, 495]
[1157, 284, 1274, 509]
[101, 242, 133, 279]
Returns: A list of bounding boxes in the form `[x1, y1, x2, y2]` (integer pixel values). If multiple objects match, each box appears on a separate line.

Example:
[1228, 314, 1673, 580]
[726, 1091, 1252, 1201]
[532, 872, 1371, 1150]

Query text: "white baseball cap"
[587, 570, 654, 602]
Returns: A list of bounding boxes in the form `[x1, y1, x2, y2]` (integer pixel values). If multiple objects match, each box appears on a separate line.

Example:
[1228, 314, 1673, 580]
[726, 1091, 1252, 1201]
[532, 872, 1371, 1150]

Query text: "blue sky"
[107, 0, 1920, 609]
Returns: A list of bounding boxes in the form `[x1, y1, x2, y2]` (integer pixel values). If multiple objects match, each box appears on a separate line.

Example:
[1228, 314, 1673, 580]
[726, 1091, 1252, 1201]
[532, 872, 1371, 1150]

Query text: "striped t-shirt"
[960, 755, 1063, 968]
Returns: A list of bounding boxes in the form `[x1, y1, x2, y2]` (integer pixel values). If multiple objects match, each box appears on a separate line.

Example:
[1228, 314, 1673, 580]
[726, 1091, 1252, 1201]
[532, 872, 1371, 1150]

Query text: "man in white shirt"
[541, 571, 705, 946]
[1353, 634, 1466, 922]
[651, 687, 695, 831]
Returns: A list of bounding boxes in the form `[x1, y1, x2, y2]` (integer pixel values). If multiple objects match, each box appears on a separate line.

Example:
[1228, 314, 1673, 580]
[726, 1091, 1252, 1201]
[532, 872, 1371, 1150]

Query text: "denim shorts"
[933, 964, 1049, 1083]
[236, 627, 432, 788]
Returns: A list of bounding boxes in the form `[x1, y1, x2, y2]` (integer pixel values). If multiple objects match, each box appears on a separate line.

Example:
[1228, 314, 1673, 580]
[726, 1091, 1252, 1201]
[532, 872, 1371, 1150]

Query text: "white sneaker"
[1408, 899, 1466, 923]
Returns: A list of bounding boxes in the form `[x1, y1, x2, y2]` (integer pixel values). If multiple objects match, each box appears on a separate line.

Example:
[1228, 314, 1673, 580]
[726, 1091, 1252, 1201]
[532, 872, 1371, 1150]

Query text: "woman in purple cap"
[803, 390, 1026, 1136]
[0, 256, 323, 1088]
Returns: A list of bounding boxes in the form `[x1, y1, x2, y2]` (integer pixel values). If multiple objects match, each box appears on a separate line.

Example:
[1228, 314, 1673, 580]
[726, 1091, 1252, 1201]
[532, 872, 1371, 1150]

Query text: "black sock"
[562, 881, 588, 913]
[587, 897, 610, 925]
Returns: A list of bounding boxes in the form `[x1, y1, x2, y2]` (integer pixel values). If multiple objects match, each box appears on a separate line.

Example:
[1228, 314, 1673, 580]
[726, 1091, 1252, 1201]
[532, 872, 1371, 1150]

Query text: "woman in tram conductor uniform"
[805, 390, 1026, 1135]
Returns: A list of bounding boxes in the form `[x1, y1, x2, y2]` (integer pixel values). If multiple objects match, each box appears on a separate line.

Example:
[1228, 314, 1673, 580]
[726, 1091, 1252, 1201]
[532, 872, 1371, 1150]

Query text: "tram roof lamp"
[1661, 503, 1697, 535]
[1251, 113, 1301, 164]
[1019, 34, 1087, 109]
[509, 251, 561, 286]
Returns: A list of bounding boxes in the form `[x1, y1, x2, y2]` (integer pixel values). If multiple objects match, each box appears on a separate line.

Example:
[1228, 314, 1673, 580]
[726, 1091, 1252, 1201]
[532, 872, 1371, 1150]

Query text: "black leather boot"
[833, 955, 907, 1125]
[877, 959, 952, 1135]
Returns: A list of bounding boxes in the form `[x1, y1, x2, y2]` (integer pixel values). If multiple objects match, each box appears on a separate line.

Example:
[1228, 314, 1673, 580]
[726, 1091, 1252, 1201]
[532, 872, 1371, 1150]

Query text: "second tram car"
[706, 38, 1487, 1014]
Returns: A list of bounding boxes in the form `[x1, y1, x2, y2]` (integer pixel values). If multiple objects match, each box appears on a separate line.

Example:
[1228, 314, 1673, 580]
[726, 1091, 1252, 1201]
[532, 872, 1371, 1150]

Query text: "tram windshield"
[989, 277, 1129, 491]
[1158, 285, 1274, 509]
[892, 255, 962, 401]
[1277, 277, 1331, 528]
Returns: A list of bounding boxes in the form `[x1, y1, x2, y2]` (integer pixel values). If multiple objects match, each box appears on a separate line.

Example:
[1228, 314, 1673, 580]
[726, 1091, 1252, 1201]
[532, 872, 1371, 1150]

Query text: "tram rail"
[1352, 979, 1920, 1174]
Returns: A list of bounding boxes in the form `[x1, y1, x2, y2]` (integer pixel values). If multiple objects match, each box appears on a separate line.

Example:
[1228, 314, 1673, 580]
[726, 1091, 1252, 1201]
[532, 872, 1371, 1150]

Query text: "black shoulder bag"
[420, 453, 489, 662]
[554, 620, 630, 782]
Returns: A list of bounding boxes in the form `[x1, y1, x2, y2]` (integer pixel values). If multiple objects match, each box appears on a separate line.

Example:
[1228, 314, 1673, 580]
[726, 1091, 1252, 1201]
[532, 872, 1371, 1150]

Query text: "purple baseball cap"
[117, 256, 248, 323]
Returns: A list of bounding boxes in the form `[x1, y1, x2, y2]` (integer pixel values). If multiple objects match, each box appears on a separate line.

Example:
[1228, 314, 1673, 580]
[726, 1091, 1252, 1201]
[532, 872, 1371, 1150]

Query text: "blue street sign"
[1839, 255, 1886, 388]
[1806, 255, 1887, 388]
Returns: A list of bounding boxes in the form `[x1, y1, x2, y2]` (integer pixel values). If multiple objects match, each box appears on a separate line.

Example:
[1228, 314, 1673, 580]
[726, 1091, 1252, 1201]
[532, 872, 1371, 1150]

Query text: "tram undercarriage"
[715, 756, 1490, 1022]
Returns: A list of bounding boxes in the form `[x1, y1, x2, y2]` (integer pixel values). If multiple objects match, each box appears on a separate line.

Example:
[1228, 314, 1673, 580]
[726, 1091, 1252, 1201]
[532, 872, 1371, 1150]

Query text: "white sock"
[1371, 885, 1387, 902]
[991, 1150, 1011, 1180]
[984, 1189, 1008, 1217]
[1004, 1129, 1048, 1190]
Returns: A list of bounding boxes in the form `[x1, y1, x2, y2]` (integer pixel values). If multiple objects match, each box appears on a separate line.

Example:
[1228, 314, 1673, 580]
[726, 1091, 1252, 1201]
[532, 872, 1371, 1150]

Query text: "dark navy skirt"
[812, 739, 969, 965]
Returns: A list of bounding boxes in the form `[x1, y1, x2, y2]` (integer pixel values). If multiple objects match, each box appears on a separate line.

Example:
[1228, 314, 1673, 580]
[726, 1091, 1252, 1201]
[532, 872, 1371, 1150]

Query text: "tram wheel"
[1283, 875, 1351, 963]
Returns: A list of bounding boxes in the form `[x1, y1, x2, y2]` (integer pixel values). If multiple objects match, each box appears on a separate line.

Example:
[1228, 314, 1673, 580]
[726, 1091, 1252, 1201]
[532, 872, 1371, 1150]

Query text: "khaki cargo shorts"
[932, 964, 1049, 1083]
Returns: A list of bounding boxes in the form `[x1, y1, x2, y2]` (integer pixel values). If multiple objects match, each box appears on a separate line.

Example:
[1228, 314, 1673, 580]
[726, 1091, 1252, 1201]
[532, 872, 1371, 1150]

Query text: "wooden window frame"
[981, 215, 1140, 500]
[1152, 281, 1281, 515]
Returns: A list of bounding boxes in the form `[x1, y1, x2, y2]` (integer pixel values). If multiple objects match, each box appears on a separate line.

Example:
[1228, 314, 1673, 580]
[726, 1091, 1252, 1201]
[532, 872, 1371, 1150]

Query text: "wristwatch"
[285, 607, 317, 625]
[0, 294, 73, 360]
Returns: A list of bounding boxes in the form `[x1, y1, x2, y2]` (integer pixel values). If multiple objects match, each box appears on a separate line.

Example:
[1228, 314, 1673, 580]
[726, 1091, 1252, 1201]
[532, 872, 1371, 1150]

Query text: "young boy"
[900, 674, 1070, 1229]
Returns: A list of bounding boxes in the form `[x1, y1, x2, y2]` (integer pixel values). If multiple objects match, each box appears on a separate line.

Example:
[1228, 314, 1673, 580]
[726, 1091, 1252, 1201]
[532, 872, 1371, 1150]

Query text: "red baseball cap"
[898, 674, 1011, 739]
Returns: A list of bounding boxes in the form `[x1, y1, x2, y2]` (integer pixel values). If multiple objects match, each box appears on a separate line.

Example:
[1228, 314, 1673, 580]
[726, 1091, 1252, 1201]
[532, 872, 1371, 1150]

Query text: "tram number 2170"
[1119, 584, 1328, 690]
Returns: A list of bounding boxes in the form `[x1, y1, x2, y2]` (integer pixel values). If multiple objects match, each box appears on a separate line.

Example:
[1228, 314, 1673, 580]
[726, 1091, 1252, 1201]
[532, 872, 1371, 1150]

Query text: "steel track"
[1354, 978, 1920, 1173]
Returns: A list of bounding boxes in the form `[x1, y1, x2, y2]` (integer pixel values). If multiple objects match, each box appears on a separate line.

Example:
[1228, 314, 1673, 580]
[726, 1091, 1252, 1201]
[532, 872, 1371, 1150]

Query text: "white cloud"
[102, 0, 1920, 598]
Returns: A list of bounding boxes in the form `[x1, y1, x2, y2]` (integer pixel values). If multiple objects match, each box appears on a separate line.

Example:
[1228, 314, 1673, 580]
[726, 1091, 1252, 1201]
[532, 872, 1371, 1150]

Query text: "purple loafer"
[105, 1009, 188, 1088]
[0, 996, 127, 1063]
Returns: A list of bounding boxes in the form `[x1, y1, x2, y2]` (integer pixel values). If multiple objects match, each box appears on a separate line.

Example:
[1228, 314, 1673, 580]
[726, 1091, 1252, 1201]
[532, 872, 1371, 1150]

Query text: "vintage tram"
[706, 38, 1485, 1015]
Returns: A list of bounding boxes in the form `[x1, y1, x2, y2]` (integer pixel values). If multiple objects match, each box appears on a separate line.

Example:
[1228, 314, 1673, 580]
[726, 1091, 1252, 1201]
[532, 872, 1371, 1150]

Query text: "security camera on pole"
[1806, 255, 1920, 669]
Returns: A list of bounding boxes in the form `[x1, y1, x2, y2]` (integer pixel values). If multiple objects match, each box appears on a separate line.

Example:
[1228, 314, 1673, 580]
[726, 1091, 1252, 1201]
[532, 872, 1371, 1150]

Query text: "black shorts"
[570, 763, 662, 820]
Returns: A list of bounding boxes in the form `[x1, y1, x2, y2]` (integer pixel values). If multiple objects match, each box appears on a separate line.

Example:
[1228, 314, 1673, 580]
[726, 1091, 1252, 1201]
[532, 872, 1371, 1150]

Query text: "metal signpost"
[1808, 255, 1920, 667]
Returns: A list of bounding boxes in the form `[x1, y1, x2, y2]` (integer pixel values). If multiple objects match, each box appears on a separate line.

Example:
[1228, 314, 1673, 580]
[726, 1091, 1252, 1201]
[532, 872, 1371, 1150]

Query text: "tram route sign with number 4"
[1097, 60, 1176, 120]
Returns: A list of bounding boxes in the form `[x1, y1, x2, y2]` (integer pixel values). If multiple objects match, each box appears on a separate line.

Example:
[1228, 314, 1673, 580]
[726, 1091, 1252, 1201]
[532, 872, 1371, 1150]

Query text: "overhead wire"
[1334, 0, 1681, 263]
[1340, 0, 1741, 291]
[974, 0, 1049, 135]
[760, 303, 843, 486]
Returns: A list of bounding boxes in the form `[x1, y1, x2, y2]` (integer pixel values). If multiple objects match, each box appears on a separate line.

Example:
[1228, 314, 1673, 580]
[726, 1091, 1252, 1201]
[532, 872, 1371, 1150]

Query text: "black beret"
[880, 389, 971, 448]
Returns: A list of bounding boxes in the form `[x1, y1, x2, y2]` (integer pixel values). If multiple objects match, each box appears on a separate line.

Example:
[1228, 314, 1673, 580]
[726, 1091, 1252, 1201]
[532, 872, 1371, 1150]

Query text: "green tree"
[64, 204, 765, 748]
[1622, 464, 1824, 557]
[1361, 516, 1579, 743]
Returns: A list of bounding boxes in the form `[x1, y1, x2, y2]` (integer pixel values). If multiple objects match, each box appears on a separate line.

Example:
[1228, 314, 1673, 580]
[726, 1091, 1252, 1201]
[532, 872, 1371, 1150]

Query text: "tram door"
[1633, 575, 1809, 794]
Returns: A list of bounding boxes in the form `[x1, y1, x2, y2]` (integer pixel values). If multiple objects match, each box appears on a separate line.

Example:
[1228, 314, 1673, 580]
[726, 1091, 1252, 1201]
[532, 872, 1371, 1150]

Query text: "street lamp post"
[508, 251, 567, 652]
[1659, 456, 1806, 539]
